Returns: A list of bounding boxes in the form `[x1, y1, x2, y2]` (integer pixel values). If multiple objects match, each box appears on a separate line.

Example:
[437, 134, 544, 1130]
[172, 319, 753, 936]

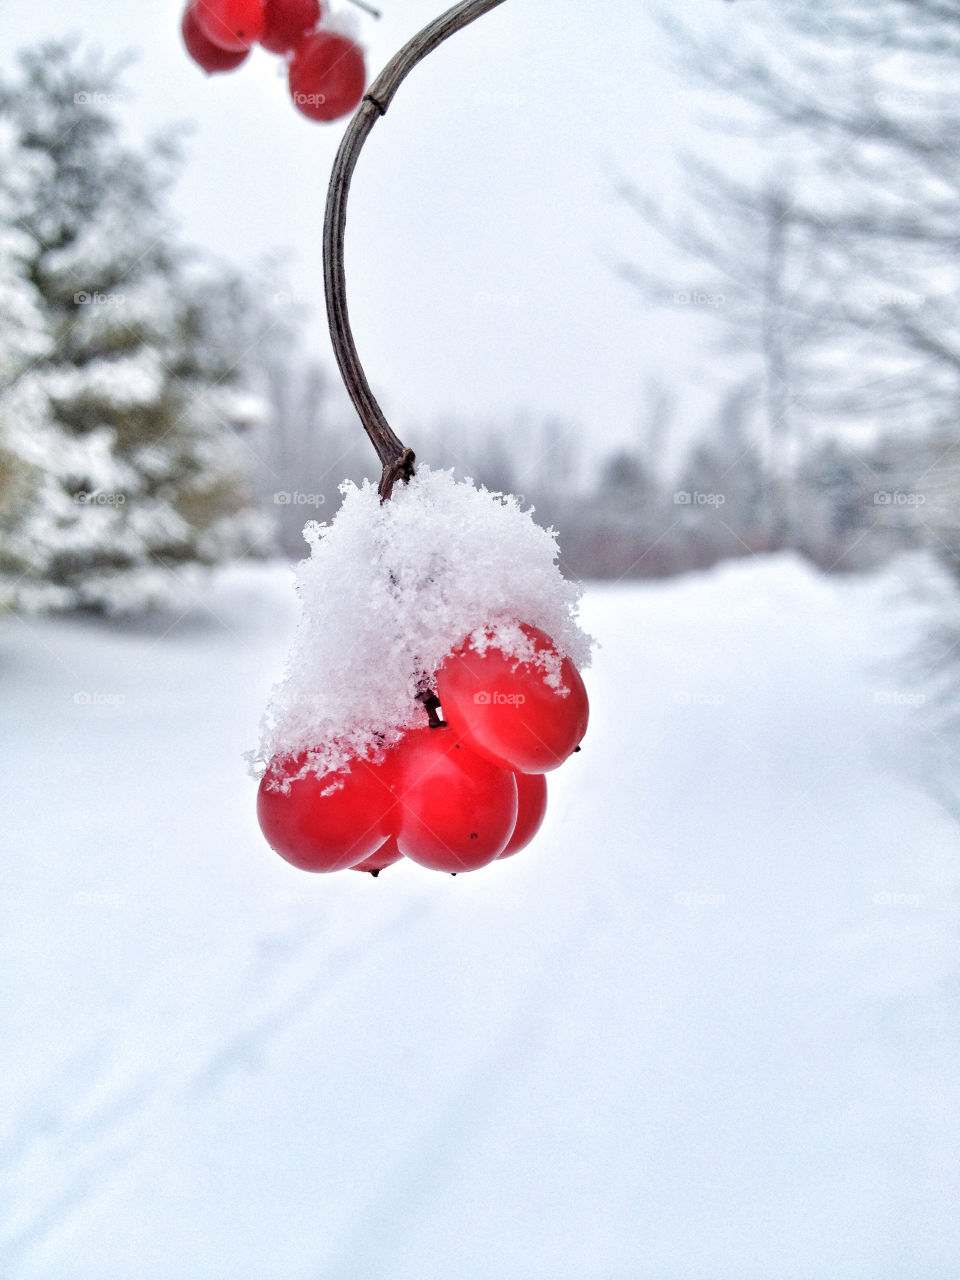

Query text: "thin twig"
[322, 0, 508, 498]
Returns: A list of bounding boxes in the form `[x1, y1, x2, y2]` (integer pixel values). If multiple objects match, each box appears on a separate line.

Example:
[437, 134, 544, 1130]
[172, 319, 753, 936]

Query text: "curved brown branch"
[322, 0, 508, 499]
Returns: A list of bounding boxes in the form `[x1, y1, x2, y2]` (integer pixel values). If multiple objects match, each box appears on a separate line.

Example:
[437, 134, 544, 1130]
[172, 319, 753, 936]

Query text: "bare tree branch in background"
[620, 0, 960, 568]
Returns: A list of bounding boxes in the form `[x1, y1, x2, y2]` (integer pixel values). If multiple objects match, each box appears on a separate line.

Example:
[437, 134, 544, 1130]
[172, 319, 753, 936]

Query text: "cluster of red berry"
[180, 0, 367, 122]
[257, 623, 589, 876]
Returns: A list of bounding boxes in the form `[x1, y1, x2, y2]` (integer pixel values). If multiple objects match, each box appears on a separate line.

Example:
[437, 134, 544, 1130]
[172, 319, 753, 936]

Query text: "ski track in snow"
[2, 554, 959, 1280]
[0, 884, 437, 1273]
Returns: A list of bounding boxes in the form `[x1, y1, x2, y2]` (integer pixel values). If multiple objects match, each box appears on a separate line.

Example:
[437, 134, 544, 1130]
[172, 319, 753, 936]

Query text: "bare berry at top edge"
[194, 0, 266, 53]
[261, 0, 323, 54]
[182, 4, 252, 73]
[288, 29, 366, 123]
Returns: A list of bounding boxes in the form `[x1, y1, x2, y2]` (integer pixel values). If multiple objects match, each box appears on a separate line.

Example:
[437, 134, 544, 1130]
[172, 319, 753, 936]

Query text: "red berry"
[351, 836, 403, 875]
[499, 773, 547, 858]
[394, 728, 518, 873]
[181, 4, 251, 72]
[288, 30, 366, 123]
[436, 624, 589, 774]
[260, 0, 322, 54]
[194, 0, 265, 52]
[257, 751, 397, 873]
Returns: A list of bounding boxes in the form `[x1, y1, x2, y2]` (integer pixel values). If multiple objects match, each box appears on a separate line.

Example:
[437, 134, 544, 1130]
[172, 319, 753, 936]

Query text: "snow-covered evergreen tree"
[0, 42, 272, 613]
[0, 120, 51, 609]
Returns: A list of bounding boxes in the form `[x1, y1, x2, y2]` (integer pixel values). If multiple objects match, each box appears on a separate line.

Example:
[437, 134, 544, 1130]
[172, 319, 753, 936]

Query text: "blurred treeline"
[2, 7, 959, 614]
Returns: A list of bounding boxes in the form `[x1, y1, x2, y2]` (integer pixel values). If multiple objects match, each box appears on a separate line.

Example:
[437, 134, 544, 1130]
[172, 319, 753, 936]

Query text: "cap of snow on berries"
[252, 465, 593, 782]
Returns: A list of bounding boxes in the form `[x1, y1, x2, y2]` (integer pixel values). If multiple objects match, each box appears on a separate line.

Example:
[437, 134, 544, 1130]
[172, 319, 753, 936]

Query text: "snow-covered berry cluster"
[180, 0, 366, 122]
[253, 467, 593, 876]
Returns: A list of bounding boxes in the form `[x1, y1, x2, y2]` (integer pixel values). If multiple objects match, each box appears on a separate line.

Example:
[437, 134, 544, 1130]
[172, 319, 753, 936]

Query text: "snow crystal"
[254, 465, 593, 779]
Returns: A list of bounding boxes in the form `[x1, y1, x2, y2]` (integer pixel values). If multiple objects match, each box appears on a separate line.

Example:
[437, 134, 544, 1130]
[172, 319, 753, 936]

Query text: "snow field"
[1, 553, 958, 1279]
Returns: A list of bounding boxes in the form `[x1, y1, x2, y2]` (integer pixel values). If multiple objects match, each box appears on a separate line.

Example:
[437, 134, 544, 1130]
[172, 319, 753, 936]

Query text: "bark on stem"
[322, 0, 509, 499]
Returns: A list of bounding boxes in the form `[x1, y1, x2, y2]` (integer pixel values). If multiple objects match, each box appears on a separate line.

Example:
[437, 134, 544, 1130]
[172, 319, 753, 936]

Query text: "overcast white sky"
[3, 0, 750, 468]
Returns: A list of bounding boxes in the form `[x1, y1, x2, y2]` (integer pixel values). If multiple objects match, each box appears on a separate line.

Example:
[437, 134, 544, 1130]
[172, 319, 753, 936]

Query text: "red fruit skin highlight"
[195, 0, 265, 52]
[182, 4, 251, 72]
[257, 751, 398, 873]
[260, 0, 322, 54]
[436, 623, 589, 774]
[394, 728, 518, 873]
[288, 30, 366, 123]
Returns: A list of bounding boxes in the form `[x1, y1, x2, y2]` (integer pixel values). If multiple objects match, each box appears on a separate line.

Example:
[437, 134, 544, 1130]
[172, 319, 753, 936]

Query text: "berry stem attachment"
[321, 0, 508, 499]
[416, 690, 446, 728]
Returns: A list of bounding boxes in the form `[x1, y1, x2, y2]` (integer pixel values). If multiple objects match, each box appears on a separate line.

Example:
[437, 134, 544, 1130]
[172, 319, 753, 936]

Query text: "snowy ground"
[2, 553, 959, 1280]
